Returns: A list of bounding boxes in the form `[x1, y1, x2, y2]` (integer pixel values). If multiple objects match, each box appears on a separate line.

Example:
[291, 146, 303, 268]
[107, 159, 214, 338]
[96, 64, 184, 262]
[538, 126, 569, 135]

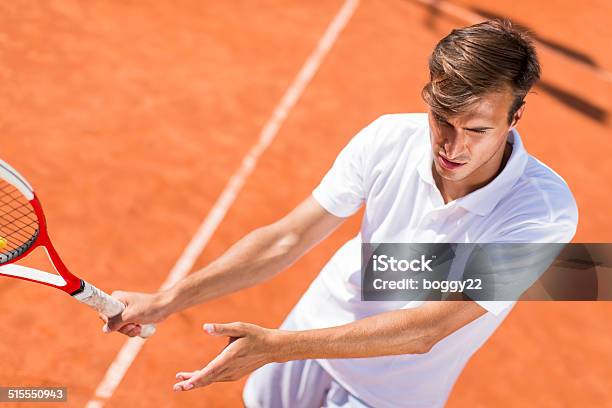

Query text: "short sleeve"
[312, 118, 380, 218]
[476, 217, 578, 316]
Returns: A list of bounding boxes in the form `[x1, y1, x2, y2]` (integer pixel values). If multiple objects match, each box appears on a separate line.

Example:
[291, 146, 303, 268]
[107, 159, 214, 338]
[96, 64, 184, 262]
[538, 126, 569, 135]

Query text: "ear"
[509, 101, 526, 129]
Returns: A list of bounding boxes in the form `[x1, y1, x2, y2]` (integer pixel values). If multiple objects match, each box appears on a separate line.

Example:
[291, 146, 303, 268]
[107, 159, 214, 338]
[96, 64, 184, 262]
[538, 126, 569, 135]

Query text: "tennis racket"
[0, 158, 155, 338]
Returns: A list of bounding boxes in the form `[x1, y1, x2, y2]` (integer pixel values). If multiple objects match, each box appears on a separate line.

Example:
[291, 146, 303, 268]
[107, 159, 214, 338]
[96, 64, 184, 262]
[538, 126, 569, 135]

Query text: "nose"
[443, 131, 466, 160]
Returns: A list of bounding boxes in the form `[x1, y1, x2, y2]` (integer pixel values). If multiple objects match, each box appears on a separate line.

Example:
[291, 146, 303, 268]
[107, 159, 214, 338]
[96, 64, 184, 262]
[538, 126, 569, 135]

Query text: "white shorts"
[243, 358, 373, 408]
[242, 305, 372, 408]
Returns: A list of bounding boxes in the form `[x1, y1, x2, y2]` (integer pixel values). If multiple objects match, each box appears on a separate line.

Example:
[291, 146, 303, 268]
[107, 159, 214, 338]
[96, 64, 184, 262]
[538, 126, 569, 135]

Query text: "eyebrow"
[433, 113, 494, 131]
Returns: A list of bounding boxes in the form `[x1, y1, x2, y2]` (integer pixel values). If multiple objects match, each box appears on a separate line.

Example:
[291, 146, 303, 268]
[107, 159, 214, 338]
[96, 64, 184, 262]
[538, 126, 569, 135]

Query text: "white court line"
[85, 1, 360, 407]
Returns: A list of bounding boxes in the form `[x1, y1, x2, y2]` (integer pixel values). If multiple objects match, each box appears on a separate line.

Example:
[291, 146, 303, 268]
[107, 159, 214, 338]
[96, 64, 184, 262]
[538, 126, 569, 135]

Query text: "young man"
[104, 19, 578, 407]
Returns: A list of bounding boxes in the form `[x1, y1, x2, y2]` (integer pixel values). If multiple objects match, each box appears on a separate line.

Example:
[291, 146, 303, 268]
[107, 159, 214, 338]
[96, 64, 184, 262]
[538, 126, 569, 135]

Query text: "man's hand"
[100, 290, 172, 337]
[173, 322, 284, 391]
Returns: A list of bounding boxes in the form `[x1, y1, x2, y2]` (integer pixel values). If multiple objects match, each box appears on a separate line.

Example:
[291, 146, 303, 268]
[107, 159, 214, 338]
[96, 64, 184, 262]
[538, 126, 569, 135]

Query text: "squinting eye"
[468, 129, 487, 134]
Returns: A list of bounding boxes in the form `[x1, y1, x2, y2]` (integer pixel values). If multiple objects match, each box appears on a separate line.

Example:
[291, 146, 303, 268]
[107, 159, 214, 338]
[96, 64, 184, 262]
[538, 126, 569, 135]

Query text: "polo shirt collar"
[417, 128, 529, 216]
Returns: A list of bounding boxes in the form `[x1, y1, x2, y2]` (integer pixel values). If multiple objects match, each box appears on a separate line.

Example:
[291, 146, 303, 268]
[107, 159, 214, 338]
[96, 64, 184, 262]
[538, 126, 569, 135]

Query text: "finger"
[117, 323, 136, 334]
[203, 322, 249, 337]
[173, 371, 214, 392]
[118, 327, 131, 336]
[173, 349, 230, 391]
[105, 313, 126, 332]
[173, 369, 206, 392]
[110, 290, 128, 303]
[175, 371, 198, 381]
[173, 381, 195, 392]
[127, 326, 141, 337]
[117, 322, 141, 337]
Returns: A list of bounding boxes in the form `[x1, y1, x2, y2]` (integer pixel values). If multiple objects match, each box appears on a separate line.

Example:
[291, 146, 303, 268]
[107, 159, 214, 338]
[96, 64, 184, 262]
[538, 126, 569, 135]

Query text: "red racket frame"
[1, 193, 83, 295]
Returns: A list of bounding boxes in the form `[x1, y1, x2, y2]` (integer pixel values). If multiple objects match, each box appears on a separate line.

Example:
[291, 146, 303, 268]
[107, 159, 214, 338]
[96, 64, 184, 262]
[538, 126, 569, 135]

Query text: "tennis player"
[104, 19, 578, 407]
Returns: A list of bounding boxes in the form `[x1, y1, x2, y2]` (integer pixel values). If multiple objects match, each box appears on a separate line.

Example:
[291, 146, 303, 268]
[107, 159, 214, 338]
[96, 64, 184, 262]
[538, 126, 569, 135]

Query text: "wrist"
[154, 289, 178, 319]
[268, 330, 304, 363]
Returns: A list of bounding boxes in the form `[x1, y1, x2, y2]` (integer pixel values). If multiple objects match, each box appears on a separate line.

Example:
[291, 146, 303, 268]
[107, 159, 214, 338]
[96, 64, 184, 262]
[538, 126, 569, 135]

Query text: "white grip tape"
[73, 280, 156, 338]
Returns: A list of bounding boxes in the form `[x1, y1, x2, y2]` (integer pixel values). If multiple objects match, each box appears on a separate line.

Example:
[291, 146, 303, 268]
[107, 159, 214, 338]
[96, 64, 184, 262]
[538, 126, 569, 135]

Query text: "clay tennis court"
[0, 0, 610, 406]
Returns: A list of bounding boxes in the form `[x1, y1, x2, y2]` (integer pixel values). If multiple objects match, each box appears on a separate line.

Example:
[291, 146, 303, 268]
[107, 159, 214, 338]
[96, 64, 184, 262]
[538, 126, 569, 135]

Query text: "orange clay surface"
[0, 1, 610, 407]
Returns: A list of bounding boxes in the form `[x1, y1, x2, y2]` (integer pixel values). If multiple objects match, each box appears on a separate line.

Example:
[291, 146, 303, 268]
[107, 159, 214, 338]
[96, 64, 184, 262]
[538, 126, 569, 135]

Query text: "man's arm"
[272, 300, 487, 360]
[105, 196, 347, 334]
[171, 300, 488, 390]
[162, 196, 346, 313]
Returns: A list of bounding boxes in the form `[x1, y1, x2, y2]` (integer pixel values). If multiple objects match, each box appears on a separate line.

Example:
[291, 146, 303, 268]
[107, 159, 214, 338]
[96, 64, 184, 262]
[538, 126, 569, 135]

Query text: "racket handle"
[72, 280, 156, 338]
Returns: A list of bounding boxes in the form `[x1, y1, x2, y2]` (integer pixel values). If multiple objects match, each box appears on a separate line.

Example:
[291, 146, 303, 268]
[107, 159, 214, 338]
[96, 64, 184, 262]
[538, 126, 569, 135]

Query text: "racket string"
[0, 219, 38, 239]
[1, 206, 38, 228]
[0, 202, 36, 222]
[0, 196, 38, 225]
[1, 216, 38, 242]
[0, 181, 40, 259]
[0, 200, 38, 224]
[1, 221, 38, 245]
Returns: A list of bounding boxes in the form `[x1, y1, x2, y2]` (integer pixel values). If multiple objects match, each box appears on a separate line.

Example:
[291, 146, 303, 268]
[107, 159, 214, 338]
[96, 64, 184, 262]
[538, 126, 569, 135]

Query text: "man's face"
[428, 88, 522, 183]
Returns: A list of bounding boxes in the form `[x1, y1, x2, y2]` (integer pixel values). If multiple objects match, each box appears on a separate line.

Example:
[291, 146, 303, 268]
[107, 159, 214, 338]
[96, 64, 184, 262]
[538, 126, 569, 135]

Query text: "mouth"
[437, 153, 467, 170]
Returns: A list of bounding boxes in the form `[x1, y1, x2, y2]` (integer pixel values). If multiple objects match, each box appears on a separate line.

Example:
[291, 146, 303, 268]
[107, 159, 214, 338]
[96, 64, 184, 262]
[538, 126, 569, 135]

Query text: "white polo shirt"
[286, 113, 578, 408]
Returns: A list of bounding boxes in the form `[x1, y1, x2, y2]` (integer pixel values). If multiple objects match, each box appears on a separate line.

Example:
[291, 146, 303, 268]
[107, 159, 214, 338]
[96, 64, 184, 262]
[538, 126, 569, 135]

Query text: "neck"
[434, 140, 512, 204]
